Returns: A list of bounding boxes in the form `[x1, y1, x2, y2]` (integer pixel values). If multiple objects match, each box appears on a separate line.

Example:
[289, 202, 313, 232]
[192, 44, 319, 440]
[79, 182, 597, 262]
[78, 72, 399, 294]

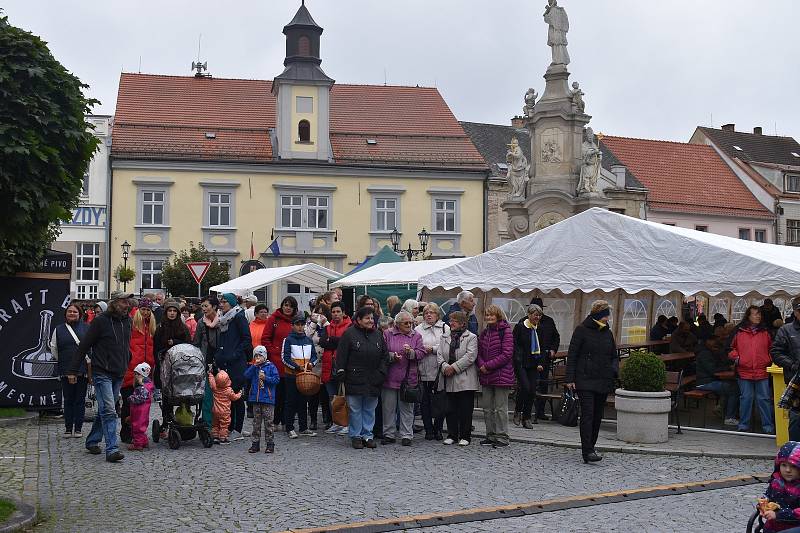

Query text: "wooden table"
[617, 339, 670, 356]
[714, 370, 736, 380]
[658, 352, 695, 364]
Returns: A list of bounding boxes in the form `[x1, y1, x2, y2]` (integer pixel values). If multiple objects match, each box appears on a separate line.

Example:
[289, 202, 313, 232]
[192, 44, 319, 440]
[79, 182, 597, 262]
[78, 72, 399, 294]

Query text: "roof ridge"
[602, 134, 704, 147]
[460, 120, 525, 129]
[698, 126, 796, 141]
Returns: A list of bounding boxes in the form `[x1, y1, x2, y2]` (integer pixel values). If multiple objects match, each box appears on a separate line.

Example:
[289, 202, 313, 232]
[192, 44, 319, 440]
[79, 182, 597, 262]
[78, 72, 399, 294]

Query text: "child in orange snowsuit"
[208, 370, 242, 444]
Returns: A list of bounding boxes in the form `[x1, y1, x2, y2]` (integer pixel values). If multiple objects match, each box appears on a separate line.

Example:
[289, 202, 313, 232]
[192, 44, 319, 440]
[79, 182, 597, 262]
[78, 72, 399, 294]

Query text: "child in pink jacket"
[128, 362, 154, 451]
[208, 369, 242, 444]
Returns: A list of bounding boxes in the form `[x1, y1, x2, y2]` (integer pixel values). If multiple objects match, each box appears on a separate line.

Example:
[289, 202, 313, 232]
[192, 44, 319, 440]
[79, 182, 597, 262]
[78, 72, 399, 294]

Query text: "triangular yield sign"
[186, 262, 211, 284]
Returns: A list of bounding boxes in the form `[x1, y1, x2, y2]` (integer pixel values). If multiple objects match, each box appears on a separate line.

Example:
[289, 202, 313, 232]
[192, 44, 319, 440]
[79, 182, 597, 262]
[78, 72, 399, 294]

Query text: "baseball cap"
[109, 290, 134, 301]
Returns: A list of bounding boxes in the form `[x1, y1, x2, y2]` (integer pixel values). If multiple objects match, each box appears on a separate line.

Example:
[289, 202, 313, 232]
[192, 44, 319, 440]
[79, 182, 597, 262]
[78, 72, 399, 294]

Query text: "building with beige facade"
[109, 4, 487, 298]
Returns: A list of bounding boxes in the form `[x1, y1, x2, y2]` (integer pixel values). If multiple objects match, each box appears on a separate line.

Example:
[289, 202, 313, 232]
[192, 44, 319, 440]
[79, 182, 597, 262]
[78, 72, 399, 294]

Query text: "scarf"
[203, 313, 219, 329]
[448, 327, 465, 364]
[218, 305, 241, 333]
[525, 318, 541, 355]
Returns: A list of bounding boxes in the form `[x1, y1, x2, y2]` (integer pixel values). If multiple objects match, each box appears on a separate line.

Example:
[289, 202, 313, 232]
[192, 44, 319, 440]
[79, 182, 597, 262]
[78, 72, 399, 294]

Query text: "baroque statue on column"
[523, 88, 538, 118]
[578, 127, 602, 195]
[544, 0, 570, 66]
[506, 137, 530, 199]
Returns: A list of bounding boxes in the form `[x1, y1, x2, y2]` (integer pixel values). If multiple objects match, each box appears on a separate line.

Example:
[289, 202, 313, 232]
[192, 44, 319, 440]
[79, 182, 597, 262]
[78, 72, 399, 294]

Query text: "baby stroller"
[152, 343, 213, 449]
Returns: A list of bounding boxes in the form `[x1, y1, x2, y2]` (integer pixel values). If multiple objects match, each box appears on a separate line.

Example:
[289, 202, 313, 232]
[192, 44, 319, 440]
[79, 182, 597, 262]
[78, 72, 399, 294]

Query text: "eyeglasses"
[399, 321, 412, 325]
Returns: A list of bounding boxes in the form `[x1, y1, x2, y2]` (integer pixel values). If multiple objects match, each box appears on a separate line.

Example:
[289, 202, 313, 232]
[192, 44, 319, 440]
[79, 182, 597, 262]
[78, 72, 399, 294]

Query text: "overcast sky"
[5, 0, 799, 142]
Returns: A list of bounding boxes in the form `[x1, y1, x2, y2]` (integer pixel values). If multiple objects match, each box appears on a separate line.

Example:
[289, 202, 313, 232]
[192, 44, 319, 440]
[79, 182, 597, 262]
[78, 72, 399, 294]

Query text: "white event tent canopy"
[418, 208, 800, 347]
[330, 257, 470, 289]
[210, 264, 341, 296]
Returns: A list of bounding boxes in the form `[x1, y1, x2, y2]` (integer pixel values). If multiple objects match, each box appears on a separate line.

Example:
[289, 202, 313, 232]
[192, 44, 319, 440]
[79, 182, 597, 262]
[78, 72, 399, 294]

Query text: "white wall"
[649, 210, 773, 242]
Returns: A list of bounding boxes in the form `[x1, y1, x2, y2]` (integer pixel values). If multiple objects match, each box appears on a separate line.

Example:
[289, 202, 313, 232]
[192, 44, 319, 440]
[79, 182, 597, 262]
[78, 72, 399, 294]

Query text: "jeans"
[445, 390, 475, 441]
[577, 389, 607, 456]
[381, 388, 415, 440]
[696, 381, 739, 419]
[85, 373, 122, 457]
[420, 381, 444, 435]
[283, 376, 308, 432]
[347, 394, 379, 440]
[481, 386, 510, 444]
[62, 376, 88, 433]
[738, 378, 774, 432]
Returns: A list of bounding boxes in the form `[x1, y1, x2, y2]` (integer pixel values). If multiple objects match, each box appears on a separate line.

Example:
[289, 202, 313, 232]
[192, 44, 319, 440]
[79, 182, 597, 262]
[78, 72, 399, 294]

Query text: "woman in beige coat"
[437, 311, 479, 446]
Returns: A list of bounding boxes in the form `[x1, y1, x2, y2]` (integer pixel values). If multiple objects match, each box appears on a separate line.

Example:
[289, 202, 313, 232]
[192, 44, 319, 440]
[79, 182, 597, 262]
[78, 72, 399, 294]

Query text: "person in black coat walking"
[334, 307, 389, 449]
[565, 300, 619, 464]
[512, 301, 560, 428]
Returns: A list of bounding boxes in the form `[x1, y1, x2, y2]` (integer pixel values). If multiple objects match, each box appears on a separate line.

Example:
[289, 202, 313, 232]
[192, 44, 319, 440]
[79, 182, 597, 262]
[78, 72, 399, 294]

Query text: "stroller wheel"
[168, 428, 181, 450]
[152, 420, 161, 443]
[199, 427, 213, 448]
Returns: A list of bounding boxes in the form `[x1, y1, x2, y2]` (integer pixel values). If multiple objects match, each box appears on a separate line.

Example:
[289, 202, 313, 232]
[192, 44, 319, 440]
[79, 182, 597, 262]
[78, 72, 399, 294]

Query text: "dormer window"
[787, 175, 800, 193]
[298, 120, 311, 143]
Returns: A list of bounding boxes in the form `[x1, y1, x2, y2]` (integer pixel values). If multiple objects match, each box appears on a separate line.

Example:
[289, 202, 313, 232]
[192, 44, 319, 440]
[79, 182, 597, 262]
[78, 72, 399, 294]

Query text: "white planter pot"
[614, 388, 672, 444]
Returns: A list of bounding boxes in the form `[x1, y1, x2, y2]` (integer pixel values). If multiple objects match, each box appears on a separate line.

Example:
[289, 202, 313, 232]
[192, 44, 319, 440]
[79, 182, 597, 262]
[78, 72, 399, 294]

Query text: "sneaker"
[723, 417, 740, 426]
[479, 439, 494, 446]
[401, 438, 412, 446]
[248, 442, 260, 453]
[230, 431, 244, 441]
[86, 445, 102, 455]
[299, 429, 317, 437]
[213, 438, 221, 445]
[458, 439, 470, 446]
[105, 451, 124, 462]
[63, 430, 73, 438]
[265, 441, 275, 454]
[324, 421, 333, 430]
[326, 424, 341, 434]
[288, 430, 299, 439]
[73, 431, 83, 438]
[443, 438, 455, 445]
[220, 438, 231, 445]
[337, 427, 349, 436]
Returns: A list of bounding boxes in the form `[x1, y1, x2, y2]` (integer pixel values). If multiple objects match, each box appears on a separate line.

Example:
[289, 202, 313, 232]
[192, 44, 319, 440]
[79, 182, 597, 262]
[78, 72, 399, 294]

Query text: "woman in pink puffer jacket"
[476, 305, 515, 447]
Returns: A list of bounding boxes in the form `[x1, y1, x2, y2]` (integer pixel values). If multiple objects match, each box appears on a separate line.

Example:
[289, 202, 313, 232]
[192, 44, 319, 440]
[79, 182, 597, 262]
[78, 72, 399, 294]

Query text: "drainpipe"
[482, 175, 488, 252]
[775, 198, 781, 245]
[105, 133, 114, 298]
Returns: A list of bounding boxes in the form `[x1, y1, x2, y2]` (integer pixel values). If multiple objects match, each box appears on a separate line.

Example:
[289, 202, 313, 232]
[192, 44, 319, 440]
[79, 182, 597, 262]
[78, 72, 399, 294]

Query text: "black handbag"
[430, 366, 450, 419]
[399, 356, 422, 404]
[557, 388, 579, 427]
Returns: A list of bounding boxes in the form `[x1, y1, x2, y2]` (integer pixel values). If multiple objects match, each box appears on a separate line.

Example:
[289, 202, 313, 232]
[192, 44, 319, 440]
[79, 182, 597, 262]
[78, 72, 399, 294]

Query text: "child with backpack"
[208, 369, 242, 444]
[245, 346, 280, 453]
[128, 362, 154, 451]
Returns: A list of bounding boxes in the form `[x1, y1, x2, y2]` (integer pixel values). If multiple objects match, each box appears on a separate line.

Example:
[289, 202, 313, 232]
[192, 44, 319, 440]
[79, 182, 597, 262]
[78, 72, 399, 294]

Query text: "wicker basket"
[296, 370, 321, 396]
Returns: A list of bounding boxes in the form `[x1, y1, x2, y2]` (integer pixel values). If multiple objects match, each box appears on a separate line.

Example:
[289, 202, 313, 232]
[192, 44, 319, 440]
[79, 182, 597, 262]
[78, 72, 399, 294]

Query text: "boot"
[248, 442, 260, 453]
[513, 412, 522, 426]
[522, 419, 533, 430]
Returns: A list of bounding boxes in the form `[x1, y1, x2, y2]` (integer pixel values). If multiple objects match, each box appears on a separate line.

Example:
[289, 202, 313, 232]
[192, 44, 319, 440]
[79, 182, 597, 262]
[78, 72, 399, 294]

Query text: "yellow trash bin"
[768, 364, 789, 447]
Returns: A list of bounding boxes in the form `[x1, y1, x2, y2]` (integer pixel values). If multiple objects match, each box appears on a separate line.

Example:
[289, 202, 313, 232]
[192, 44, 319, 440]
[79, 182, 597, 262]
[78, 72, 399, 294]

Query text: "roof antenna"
[138, 56, 141, 73]
[191, 33, 211, 78]
[383, 68, 387, 86]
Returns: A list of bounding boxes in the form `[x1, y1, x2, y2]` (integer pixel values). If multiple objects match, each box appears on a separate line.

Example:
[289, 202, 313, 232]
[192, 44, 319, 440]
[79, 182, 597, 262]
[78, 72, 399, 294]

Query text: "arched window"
[298, 36, 310, 56]
[621, 298, 648, 344]
[298, 120, 310, 142]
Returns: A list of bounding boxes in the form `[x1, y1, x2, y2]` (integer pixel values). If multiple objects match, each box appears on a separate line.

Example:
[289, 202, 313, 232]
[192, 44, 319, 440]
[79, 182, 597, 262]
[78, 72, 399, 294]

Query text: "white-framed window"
[141, 260, 163, 290]
[786, 175, 800, 193]
[142, 190, 165, 225]
[788, 220, 800, 244]
[375, 198, 397, 231]
[739, 228, 751, 240]
[755, 229, 767, 243]
[296, 96, 313, 113]
[81, 170, 90, 196]
[208, 192, 231, 227]
[76, 243, 100, 299]
[621, 297, 648, 344]
[433, 199, 456, 232]
[279, 194, 329, 229]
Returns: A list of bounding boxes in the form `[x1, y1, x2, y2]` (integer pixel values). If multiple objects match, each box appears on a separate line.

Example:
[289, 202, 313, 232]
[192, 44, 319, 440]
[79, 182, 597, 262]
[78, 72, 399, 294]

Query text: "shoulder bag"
[331, 382, 349, 427]
[399, 355, 422, 404]
[430, 365, 450, 419]
[557, 387, 579, 427]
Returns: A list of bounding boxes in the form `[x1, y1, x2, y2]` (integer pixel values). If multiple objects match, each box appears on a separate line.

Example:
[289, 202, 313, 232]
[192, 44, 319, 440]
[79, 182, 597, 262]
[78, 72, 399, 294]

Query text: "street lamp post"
[121, 240, 131, 291]
[389, 227, 430, 261]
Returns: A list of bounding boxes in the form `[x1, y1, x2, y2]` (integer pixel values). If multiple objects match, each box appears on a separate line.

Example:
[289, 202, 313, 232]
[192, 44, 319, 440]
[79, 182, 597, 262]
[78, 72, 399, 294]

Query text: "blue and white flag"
[268, 239, 281, 257]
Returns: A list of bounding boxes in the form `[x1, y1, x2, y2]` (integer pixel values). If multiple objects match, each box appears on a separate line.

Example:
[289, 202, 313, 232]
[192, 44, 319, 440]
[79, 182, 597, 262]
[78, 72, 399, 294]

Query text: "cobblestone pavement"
[415, 485, 761, 532]
[0, 422, 39, 506]
[31, 415, 770, 533]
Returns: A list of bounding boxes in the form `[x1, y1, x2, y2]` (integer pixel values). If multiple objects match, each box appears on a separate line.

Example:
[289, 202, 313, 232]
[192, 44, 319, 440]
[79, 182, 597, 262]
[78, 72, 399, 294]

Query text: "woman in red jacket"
[318, 301, 352, 434]
[261, 296, 298, 427]
[729, 305, 774, 434]
[120, 299, 156, 443]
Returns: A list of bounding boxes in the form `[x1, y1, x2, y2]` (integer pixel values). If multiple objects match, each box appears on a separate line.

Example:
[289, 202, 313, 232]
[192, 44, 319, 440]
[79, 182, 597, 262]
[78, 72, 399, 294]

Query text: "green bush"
[619, 349, 666, 392]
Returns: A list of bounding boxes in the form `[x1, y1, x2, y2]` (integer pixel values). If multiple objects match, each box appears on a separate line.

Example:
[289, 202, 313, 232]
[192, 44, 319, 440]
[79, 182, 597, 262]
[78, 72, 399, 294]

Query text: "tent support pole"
[613, 289, 625, 342]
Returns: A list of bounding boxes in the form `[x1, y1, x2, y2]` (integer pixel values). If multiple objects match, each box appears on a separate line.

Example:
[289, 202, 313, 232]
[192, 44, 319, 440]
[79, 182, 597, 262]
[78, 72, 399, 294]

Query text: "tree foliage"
[0, 13, 99, 275]
[161, 242, 231, 297]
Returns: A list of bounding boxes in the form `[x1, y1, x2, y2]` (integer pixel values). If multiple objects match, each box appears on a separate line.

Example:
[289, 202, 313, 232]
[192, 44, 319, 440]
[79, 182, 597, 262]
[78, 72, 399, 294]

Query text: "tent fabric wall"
[209, 264, 341, 296]
[331, 257, 469, 289]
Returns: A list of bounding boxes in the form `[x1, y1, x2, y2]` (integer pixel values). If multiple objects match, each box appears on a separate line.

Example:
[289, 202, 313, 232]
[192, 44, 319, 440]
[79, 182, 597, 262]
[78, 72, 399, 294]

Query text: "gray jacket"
[771, 320, 800, 384]
[436, 330, 480, 393]
[415, 320, 450, 381]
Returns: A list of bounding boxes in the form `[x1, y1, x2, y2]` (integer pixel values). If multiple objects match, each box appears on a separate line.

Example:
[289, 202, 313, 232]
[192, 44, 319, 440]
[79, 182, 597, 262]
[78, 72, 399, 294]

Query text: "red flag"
[250, 232, 255, 259]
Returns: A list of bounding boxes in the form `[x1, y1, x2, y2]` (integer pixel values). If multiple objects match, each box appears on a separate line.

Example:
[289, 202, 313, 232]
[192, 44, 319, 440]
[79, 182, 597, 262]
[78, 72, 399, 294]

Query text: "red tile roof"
[112, 73, 486, 170]
[600, 136, 773, 220]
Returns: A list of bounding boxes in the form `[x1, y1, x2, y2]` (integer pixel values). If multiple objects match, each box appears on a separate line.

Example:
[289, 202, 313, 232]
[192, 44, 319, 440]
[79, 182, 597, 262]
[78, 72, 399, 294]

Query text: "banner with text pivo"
[0, 276, 71, 408]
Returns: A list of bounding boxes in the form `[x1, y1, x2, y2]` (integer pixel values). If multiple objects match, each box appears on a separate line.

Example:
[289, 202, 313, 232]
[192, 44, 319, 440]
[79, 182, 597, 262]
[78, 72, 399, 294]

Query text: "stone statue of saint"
[523, 88, 538, 118]
[578, 127, 602, 195]
[571, 81, 585, 113]
[544, 0, 570, 66]
[506, 137, 530, 199]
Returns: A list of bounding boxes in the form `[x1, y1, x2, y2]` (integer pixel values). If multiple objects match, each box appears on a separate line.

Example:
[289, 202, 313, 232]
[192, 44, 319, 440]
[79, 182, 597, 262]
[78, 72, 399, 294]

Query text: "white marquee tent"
[210, 264, 341, 296]
[330, 257, 470, 289]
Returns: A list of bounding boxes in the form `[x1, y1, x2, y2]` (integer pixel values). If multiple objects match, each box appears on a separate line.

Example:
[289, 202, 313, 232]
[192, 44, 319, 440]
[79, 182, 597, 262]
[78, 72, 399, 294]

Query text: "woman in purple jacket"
[477, 304, 515, 447]
[381, 311, 425, 446]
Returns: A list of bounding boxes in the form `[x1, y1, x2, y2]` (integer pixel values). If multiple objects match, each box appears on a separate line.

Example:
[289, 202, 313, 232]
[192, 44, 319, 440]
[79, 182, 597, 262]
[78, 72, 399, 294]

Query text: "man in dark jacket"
[761, 299, 783, 330]
[649, 315, 669, 341]
[444, 291, 479, 335]
[771, 297, 800, 440]
[67, 290, 133, 462]
[565, 300, 618, 464]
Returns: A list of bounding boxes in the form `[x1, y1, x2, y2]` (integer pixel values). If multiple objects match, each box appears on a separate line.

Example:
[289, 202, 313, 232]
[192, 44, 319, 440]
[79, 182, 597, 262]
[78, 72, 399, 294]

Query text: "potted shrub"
[615, 349, 670, 444]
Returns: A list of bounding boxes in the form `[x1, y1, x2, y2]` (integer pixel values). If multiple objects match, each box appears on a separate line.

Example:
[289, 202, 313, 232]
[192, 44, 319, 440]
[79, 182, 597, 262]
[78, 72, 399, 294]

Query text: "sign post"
[187, 262, 211, 298]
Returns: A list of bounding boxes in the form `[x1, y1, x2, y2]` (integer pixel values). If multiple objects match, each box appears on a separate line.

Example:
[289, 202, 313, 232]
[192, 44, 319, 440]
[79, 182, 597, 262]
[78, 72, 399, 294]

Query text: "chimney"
[610, 164, 627, 188]
[753, 126, 763, 135]
[721, 123, 735, 132]
[511, 116, 525, 129]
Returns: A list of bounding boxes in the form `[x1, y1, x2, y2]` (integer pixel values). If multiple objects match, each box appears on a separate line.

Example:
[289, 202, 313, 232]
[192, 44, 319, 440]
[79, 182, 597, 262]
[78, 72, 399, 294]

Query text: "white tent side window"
[543, 298, 575, 352]
[492, 297, 528, 325]
[654, 297, 677, 321]
[709, 297, 730, 321]
[732, 298, 750, 323]
[620, 297, 648, 345]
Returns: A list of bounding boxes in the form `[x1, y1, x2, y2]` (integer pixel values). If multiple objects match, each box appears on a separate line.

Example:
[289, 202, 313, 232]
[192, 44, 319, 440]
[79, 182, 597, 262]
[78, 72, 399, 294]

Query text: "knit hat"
[133, 362, 151, 378]
[222, 293, 238, 308]
[775, 441, 800, 470]
[590, 300, 611, 320]
[95, 301, 108, 312]
[292, 315, 307, 325]
[253, 345, 268, 359]
[163, 299, 181, 312]
[138, 298, 153, 310]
